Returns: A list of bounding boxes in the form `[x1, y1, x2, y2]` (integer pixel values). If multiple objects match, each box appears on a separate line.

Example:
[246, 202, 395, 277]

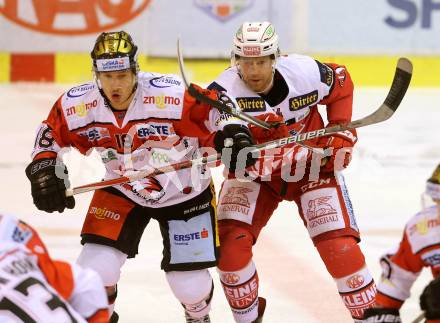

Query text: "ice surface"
[0, 83, 438, 322]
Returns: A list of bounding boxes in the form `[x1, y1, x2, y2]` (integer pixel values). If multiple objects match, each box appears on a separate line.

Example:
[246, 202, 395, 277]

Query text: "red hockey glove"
[187, 84, 217, 123]
[316, 123, 357, 172]
[248, 113, 288, 144]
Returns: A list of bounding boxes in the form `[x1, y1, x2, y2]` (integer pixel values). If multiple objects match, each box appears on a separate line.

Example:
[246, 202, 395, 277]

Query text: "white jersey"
[211, 54, 333, 123]
[0, 214, 108, 322]
[376, 205, 440, 306]
[31, 72, 243, 207]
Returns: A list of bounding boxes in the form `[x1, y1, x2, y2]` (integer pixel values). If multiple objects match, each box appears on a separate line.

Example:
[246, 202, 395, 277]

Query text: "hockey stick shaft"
[66, 153, 222, 196]
[66, 57, 412, 196]
[411, 312, 425, 323]
[177, 41, 411, 150]
[257, 57, 412, 149]
[177, 38, 321, 155]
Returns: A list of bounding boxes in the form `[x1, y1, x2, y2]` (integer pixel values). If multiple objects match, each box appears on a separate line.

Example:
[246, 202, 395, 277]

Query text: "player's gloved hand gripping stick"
[65, 53, 412, 197]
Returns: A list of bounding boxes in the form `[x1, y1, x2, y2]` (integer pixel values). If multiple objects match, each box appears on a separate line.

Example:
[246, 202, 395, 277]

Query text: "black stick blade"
[383, 57, 413, 112]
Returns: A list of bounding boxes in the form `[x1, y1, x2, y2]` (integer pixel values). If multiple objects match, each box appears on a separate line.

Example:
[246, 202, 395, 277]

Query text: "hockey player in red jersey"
[208, 22, 376, 322]
[363, 164, 440, 323]
[0, 212, 109, 323]
[25, 31, 256, 323]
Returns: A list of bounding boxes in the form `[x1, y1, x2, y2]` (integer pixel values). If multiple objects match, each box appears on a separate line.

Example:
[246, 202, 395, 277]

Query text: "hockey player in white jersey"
[208, 22, 376, 322]
[363, 164, 440, 322]
[0, 213, 109, 323]
[25, 31, 256, 323]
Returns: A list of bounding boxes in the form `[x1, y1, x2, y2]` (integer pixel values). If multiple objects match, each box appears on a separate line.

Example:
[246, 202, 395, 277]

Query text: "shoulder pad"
[139, 72, 184, 89]
[65, 82, 96, 99]
[0, 213, 33, 245]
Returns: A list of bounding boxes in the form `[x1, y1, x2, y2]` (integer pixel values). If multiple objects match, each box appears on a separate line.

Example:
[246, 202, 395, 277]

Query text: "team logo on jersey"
[306, 196, 339, 228]
[346, 274, 365, 289]
[289, 90, 318, 111]
[11, 222, 33, 244]
[78, 127, 111, 142]
[122, 177, 165, 202]
[236, 97, 266, 112]
[149, 76, 182, 88]
[194, 0, 253, 22]
[67, 84, 95, 98]
[335, 66, 347, 87]
[316, 61, 334, 87]
[143, 95, 181, 109]
[66, 100, 98, 117]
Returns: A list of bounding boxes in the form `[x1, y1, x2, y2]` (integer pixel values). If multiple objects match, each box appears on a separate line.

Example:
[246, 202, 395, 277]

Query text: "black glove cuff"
[25, 158, 59, 179]
[214, 124, 253, 153]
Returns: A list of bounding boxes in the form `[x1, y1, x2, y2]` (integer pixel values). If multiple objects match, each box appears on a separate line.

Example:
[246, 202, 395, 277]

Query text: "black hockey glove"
[420, 276, 440, 320]
[214, 124, 257, 172]
[362, 307, 401, 322]
[25, 158, 75, 213]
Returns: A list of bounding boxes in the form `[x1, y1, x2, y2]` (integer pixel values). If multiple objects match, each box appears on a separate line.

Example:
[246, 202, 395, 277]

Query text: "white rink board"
[0, 83, 439, 322]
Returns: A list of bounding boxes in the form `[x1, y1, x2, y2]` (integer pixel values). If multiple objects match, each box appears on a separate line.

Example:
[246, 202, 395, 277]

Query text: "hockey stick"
[177, 41, 412, 153]
[177, 38, 324, 155]
[411, 312, 425, 323]
[253, 57, 412, 149]
[66, 153, 222, 196]
[66, 57, 412, 196]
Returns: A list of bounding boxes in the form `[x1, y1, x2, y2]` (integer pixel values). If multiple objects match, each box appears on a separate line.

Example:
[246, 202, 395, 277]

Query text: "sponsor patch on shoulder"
[67, 83, 95, 98]
[12, 221, 33, 244]
[149, 76, 182, 88]
[236, 97, 266, 112]
[335, 66, 347, 87]
[315, 60, 334, 87]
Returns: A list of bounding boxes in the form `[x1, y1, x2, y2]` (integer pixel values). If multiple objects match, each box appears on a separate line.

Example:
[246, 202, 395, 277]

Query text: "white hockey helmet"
[232, 21, 280, 59]
[426, 164, 440, 200]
